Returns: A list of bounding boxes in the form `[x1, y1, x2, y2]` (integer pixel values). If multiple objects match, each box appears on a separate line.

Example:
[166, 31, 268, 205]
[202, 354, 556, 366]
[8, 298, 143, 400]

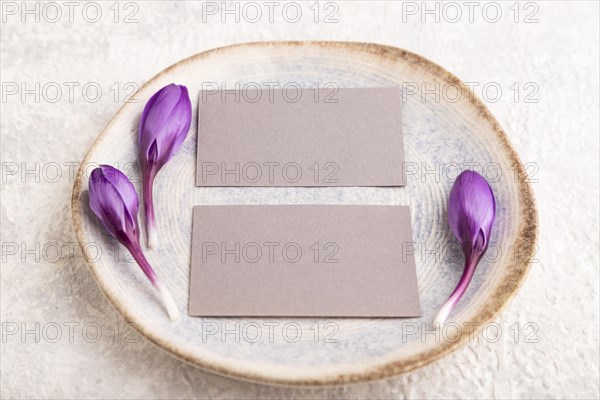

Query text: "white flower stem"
[126, 243, 180, 322]
[147, 224, 158, 250]
[156, 281, 180, 322]
[433, 258, 477, 329]
[433, 300, 454, 328]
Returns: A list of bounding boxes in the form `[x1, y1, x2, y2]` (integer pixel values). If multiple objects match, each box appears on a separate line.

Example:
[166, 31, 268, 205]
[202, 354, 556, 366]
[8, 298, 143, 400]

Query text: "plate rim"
[71, 40, 539, 386]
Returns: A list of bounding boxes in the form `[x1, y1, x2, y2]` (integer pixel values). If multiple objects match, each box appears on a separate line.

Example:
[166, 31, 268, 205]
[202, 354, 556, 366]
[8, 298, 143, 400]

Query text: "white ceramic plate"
[72, 42, 538, 386]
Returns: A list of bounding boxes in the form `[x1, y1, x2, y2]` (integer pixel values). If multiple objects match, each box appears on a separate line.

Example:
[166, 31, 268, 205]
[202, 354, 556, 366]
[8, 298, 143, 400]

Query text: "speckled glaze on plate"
[71, 41, 538, 386]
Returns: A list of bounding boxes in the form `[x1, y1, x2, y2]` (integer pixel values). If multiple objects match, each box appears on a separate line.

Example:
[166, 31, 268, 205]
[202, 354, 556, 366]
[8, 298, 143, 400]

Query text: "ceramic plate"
[71, 42, 538, 386]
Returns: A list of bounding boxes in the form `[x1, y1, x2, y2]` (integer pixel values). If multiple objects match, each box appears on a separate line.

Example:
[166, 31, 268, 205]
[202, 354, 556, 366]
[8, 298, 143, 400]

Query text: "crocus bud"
[89, 165, 180, 322]
[138, 83, 192, 249]
[434, 170, 496, 326]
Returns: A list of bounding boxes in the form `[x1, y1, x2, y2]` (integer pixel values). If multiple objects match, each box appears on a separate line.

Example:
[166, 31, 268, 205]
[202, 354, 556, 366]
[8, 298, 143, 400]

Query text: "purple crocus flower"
[434, 170, 496, 326]
[89, 165, 180, 322]
[138, 83, 192, 248]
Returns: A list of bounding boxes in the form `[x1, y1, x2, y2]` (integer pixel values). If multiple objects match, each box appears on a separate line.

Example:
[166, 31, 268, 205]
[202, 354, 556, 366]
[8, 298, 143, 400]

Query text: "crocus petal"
[89, 166, 139, 243]
[141, 85, 181, 138]
[89, 169, 127, 237]
[146, 86, 192, 169]
[448, 170, 496, 253]
[139, 84, 189, 168]
[138, 86, 164, 144]
[98, 165, 139, 218]
[159, 86, 192, 164]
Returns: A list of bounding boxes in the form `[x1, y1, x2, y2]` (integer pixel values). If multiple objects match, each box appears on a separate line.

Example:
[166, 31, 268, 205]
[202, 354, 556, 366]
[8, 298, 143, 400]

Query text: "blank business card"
[196, 87, 406, 187]
[189, 205, 421, 317]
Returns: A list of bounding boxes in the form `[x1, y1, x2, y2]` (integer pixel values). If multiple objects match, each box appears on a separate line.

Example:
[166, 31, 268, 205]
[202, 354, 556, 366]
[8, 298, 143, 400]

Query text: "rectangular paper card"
[189, 205, 421, 317]
[196, 87, 406, 187]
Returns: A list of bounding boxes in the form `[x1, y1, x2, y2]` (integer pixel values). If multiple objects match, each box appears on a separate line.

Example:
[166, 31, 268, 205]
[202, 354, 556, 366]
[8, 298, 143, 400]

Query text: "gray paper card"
[196, 87, 406, 187]
[189, 205, 421, 317]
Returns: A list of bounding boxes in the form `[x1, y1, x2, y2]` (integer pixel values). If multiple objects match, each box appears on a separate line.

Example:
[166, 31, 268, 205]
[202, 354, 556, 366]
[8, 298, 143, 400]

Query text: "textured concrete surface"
[1, 1, 599, 399]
